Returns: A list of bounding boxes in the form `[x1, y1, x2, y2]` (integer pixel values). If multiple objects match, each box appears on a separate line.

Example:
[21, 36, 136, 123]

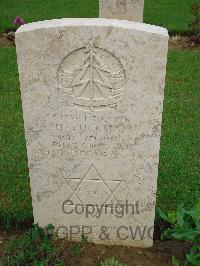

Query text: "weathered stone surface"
[99, 0, 144, 22]
[16, 18, 168, 247]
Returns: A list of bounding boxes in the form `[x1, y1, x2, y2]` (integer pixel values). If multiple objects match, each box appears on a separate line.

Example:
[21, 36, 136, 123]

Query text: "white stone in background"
[15, 18, 168, 248]
[99, 0, 144, 22]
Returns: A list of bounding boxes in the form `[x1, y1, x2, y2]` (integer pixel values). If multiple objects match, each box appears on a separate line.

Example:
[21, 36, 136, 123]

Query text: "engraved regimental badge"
[57, 40, 126, 109]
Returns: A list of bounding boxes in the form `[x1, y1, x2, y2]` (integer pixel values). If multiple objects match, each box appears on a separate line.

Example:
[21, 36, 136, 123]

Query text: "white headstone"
[16, 18, 168, 248]
[99, 0, 144, 22]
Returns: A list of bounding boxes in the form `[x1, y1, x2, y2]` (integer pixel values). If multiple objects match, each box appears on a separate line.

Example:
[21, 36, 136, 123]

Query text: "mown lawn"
[0, 0, 194, 33]
[0, 48, 32, 227]
[158, 49, 200, 211]
[144, 0, 194, 33]
[0, 47, 199, 227]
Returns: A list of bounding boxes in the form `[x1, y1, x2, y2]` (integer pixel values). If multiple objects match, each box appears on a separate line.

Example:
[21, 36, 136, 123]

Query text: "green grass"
[2, 225, 64, 265]
[144, 0, 194, 34]
[0, 47, 32, 227]
[0, 47, 199, 227]
[158, 49, 200, 211]
[0, 0, 98, 33]
[0, 0, 194, 33]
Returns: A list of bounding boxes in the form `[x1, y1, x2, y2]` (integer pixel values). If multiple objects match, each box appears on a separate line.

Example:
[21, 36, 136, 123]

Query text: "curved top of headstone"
[16, 18, 168, 37]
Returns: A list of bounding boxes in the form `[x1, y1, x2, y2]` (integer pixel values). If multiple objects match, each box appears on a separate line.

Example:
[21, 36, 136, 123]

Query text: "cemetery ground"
[0, 44, 199, 266]
[0, 1, 200, 265]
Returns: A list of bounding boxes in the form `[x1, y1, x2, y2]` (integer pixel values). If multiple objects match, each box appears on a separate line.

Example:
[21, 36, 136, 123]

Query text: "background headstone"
[99, 0, 144, 22]
[16, 18, 168, 247]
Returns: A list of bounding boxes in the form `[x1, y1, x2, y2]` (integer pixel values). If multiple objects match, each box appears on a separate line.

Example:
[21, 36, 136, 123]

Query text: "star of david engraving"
[57, 40, 126, 109]
[60, 164, 123, 205]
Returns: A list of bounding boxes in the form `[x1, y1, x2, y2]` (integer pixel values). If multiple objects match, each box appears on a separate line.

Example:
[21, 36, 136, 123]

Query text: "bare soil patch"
[169, 35, 200, 50]
[0, 33, 200, 50]
[0, 33, 15, 47]
[0, 229, 192, 266]
[55, 239, 191, 266]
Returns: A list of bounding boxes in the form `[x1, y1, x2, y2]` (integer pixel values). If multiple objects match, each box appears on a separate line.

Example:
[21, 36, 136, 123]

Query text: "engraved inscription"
[57, 40, 126, 109]
[44, 113, 135, 160]
[37, 191, 54, 201]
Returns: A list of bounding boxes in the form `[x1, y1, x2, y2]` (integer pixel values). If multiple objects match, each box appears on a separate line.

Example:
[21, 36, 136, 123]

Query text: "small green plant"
[70, 234, 88, 256]
[80, 234, 88, 244]
[157, 203, 200, 242]
[186, 245, 200, 266]
[2, 224, 64, 266]
[172, 256, 180, 266]
[189, 2, 200, 44]
[157, 203, 200, 266]
[101, 257, 126, 266]
[70, 243, 82, 256]
[54, 261, 65, 266]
